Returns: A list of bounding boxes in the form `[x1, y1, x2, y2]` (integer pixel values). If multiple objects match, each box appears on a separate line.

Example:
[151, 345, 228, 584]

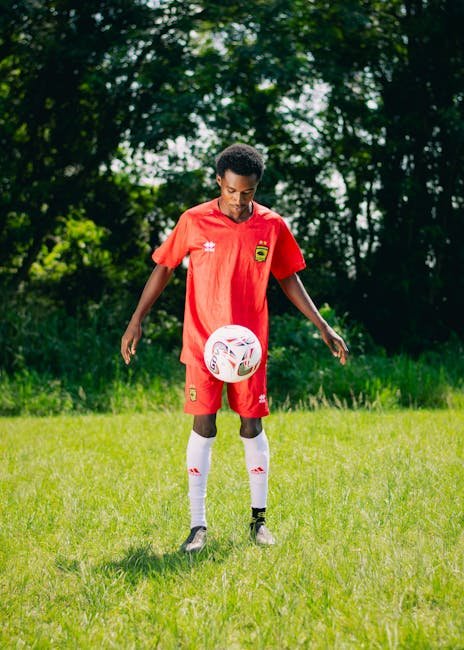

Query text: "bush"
[267, 312, 463, 409]
[1, 299, 463, 415]
[0, 297, 183, 414]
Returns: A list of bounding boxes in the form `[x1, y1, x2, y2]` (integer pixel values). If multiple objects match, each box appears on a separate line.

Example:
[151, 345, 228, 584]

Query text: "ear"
[216, 174, 223, 188]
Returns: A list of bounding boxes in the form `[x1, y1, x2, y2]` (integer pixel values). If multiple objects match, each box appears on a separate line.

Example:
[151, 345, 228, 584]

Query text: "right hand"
[121, 319, 142, 365]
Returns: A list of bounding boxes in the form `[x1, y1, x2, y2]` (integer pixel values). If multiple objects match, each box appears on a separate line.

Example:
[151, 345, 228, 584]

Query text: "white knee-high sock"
[241, 430, 270, 509]
[186, 430, 214, 529]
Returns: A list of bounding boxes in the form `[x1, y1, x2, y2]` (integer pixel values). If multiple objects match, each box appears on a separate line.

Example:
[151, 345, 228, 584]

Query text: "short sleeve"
[152, 211, 190, 268]
[270, 218, 306, 279]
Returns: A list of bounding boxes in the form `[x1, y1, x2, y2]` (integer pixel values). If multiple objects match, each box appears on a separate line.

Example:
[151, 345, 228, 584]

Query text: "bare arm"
[277, 273, 349, 365]
[120, 264, 174, 365]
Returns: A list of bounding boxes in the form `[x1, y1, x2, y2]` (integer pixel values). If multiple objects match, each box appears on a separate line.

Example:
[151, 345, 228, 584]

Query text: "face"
[216, 170, 259, 221]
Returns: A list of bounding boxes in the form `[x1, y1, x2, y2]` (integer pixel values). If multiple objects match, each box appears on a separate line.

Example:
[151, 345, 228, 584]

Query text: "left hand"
[320, 325, 349, 365]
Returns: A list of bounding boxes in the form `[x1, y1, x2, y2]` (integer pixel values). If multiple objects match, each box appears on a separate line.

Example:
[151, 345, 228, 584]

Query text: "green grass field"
[1, 410, 464, 648]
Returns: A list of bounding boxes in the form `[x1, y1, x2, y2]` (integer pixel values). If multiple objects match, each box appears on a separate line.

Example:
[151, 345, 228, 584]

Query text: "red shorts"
[184, 361, 269, 417]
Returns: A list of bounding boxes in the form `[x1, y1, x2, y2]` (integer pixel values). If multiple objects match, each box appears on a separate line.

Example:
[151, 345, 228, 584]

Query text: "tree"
[369, 0, 464, 349]
[291, 0, 464, 349]
[0, 0, 203, 300]
[2, 0, 462, 350]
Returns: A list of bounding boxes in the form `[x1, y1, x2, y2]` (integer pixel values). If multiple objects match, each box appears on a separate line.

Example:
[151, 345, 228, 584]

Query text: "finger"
[328, 339, 343, 362]
[121, 337, 131, 365]
[337, 342, 348, 365]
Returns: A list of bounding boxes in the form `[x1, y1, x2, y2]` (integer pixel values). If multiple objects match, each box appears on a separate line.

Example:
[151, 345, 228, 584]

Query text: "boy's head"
[215, 143, 264, 181]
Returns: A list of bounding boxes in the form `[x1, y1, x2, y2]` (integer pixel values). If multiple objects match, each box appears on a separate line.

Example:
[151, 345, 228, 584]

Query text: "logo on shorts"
[255, 241, 269, 262]
[189, 385, 197, 401]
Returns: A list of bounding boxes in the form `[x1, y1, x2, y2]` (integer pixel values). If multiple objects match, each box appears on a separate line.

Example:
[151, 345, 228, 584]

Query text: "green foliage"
[0, 297, 183, 415]
[1, 0, 464, 352]
[0, 0, 201, 297]
[1, 411, 464, 646]
[0, 369, 74, 416]
[268, 313, 463, 409]
[30, 213, 111, 281]
[1, 301, 463, 415]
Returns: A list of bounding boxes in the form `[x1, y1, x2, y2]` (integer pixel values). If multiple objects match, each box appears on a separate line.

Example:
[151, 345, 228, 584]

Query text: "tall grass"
[1, 303, 463, 415]
[0, 300, 184, 415]
[1, 410, 464, 648]
[268, 312, 464, 409]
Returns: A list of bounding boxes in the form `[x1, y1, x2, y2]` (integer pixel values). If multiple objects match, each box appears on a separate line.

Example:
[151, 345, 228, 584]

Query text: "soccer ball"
[203, 325, 262, 383]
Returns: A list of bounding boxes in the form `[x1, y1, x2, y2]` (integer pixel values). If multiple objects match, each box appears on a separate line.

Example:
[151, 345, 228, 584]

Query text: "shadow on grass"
[95, 539, 236, 585]
[55, 535, 253, 586]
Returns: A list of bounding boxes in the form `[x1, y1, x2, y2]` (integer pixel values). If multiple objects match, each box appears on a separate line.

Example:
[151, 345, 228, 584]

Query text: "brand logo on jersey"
[203, 241, 216, 252]
[250, 466, 266, 475]
[189, 384, 197, 401]
[255, 241, 269, 262]
[259, 393, 267, 404]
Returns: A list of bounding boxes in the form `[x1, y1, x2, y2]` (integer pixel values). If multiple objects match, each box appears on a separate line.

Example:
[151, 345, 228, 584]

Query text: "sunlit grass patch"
[1, 410, 464, 648]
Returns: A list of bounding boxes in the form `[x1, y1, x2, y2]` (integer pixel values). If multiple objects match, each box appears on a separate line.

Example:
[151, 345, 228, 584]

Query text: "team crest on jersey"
[255, 240, 269, 262]
[189, 385, 197, 402]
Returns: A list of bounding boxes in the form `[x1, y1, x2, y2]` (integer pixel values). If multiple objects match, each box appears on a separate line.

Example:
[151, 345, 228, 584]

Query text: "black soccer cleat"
[180, 526, 207, 553]
[250, 516, 275, 546]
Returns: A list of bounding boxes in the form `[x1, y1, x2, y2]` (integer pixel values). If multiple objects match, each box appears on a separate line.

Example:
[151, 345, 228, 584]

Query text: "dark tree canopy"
[0, 0, 202, 295]
[1, 0, 463, 351]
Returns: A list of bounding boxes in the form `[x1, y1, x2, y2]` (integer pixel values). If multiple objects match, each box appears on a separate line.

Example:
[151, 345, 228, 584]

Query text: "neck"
[217, 198, 253, 223]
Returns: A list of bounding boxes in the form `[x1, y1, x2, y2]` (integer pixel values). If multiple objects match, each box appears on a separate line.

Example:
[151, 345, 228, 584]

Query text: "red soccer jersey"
[152, 199, 306, 365]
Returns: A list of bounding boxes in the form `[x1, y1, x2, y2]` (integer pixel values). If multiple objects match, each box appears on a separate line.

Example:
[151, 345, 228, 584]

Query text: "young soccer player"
[121, 143, 348, 552]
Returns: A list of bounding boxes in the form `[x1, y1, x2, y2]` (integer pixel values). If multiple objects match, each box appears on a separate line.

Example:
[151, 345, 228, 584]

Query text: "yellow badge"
[255, 241, 269, 262]
[189, 385, 197, 402]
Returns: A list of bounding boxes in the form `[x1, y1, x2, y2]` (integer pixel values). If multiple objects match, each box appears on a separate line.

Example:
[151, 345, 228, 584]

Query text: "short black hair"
[215, 143, 264, 181]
